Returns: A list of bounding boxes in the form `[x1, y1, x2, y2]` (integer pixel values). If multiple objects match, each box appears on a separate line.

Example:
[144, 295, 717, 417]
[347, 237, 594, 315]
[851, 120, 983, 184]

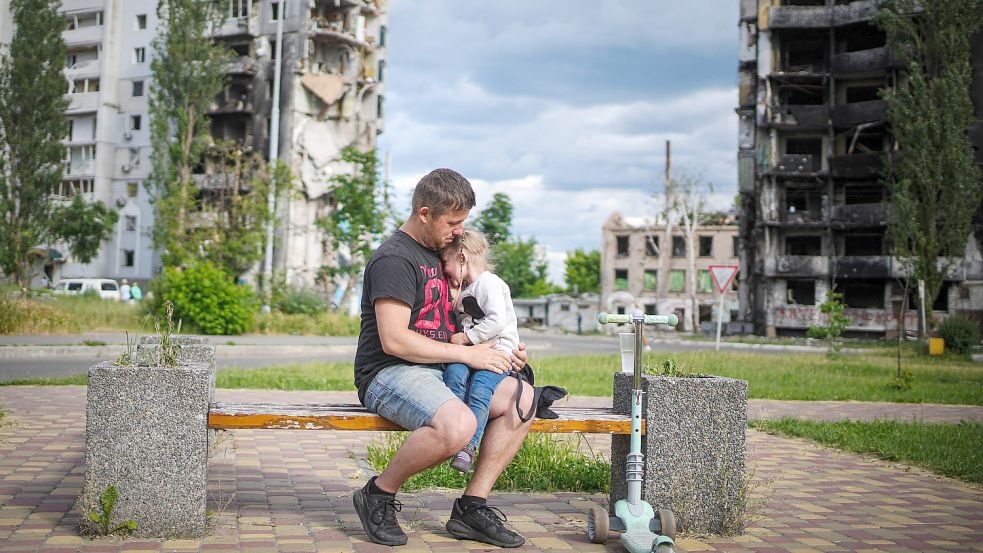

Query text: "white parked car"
[52, 278, 121, 301]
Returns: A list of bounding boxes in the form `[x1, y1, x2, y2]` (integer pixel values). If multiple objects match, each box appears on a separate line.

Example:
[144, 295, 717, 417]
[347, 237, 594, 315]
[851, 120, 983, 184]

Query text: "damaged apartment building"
[0, 0, 385, 288]
[736, 0, 983, 337]
[197, 0, 388, 289]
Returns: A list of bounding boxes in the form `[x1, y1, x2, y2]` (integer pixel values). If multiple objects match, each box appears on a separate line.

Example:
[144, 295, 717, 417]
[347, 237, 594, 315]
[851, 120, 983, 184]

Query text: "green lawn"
[5, 349, 981, 405]
[750, 418, 983, 484]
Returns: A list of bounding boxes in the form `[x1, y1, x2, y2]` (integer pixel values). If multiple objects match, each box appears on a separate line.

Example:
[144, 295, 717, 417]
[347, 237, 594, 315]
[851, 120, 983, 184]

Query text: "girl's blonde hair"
[451, 228, 496, 272]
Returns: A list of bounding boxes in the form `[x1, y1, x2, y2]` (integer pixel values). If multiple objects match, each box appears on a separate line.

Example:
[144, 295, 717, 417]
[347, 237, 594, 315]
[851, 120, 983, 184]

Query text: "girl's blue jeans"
[443, 363, 508, 450]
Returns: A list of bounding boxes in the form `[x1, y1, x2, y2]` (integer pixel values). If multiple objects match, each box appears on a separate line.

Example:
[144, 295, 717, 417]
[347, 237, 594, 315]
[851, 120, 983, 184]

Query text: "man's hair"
[411, 168, 476, 217]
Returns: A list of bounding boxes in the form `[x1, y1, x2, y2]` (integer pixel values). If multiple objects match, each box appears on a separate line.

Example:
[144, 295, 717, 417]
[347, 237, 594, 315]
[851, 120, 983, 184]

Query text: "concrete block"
[134, 344, 216, 400]
[82, 359, 214, 537]
[611, 373, 748, 535]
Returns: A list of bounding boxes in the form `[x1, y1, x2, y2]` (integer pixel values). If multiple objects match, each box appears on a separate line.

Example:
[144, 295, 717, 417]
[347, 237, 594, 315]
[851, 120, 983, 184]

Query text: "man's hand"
[510, 342, 528, 371]
[466, 341, 512, 374]
[450, 332, 472, 345]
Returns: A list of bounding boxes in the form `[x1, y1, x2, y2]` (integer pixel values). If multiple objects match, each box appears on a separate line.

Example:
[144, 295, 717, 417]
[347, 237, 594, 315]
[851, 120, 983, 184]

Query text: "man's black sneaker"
[353, 481, 408, 546]
[445, 498, 525, 548]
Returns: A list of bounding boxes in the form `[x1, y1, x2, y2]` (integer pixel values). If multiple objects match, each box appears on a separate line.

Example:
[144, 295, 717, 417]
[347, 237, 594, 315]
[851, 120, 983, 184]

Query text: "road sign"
[709, 265, 739, 294]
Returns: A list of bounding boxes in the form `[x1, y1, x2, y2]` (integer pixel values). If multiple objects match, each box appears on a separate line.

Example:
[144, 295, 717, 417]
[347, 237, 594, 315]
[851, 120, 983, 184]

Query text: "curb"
[0, 344, 356, 360]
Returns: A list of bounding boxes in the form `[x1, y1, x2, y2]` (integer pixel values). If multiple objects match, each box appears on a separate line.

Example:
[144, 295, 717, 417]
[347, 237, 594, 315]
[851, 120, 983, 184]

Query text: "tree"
[317, 147, 392, 310]
[877, 0, 983, 323]
[196, 142, 283, 277]
[564, 248, 600, 294]
[148, 0, 231, 267]
[672, 173, 710, 333]
[474, 192, 513, 245]
[0, 0, 116, 288]
[495, 236, 558, 298]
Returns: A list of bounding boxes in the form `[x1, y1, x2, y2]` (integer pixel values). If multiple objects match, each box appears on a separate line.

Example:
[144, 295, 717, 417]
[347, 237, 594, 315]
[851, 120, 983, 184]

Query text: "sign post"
[709, 265, 739, 351]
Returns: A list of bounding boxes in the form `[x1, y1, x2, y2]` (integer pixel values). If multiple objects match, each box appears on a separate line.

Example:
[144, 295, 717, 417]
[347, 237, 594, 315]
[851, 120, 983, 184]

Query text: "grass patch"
[0, 374, 88, 386]
[365, 432, 610, 493]
[0, 294, 149, 334]
[6, 350, 982, 406]
[750, 418, 983, 484]
[252, 311, 359, 336]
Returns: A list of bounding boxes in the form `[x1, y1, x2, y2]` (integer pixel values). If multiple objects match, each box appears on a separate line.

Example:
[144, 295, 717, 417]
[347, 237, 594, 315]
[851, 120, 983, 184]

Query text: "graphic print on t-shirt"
[413, 264, 456, 341]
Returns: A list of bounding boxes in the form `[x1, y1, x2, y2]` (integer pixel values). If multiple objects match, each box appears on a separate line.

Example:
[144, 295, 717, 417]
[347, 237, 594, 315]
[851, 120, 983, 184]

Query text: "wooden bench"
[209, 402, 643, 435]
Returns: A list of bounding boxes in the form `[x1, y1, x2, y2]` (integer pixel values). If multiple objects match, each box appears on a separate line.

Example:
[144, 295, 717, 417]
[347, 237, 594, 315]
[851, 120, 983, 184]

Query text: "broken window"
[783, 34, 826, 72]
[785, 187, 823, 220]
[615, 269, 628, 291]
[933, 283, 949, 312]
[122, 249, 135, 267]
[699, 236, 713, 257]
[670, 270, 685, 292]
[699, 304, 714, 323]
[130, 115, 141, 131]
[785, 137, 823, 171]
[781, 85, 824, 105]
[786, 279, 816, 305]
[125, 216, 137, 231]
[842, 280, 884, 308]
[136, 14, 147, 30]
[843, 183, 883, 204]
[845, 85, 880, 103]
[672, 236, 686, 257]
[786, 235, 822, 255]
[698, 270, 713, 293]
[733, 236, 740, 257]
[645, 235, 659, 256]
[643, 269, 658, 290]
[838, 24, 886, 52]
[616, 236, 629, 256]
[844, 234, 882, 256]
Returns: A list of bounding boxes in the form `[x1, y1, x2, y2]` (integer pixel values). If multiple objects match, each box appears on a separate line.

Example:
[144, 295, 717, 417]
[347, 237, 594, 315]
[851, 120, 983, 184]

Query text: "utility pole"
[261, 1, 285, 313]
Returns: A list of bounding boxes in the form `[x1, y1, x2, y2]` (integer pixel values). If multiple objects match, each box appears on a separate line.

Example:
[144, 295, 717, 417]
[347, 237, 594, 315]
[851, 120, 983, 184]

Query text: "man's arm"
[376, 298, 512, 373]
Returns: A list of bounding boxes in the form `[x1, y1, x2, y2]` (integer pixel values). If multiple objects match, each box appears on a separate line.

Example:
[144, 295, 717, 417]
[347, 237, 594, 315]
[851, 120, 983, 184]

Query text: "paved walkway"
[1, 386, 981, 552]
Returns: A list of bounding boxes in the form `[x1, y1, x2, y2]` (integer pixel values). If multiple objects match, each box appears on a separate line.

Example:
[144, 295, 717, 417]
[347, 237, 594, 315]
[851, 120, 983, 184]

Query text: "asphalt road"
[0, 331, 814, 382]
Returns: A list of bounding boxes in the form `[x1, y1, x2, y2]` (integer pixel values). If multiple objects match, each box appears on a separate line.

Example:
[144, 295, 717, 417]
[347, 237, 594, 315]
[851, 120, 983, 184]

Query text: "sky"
[377, 1, 740, 284]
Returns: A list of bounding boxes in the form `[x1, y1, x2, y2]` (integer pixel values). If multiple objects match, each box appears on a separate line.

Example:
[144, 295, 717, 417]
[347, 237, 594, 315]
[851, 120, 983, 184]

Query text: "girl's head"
[441, 228, 494, 289]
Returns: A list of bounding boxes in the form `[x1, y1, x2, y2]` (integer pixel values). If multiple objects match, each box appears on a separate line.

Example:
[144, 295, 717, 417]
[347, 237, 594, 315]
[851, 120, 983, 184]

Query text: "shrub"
[275, 287, 327, 316]
[150, 262, 256, 335]
[937, 315, 981, 354]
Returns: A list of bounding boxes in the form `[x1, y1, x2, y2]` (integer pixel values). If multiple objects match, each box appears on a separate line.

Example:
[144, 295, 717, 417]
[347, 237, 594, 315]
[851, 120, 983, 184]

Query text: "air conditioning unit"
[115, 198, 126, 208]
[121, 164, 131, 173]
[123, 130, 133, 140]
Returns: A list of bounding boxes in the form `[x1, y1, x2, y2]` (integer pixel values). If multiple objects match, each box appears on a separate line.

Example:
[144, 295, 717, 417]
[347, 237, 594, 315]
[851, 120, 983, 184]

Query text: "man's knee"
[489, 377, 535, 425]
[431, 400, 477, 453]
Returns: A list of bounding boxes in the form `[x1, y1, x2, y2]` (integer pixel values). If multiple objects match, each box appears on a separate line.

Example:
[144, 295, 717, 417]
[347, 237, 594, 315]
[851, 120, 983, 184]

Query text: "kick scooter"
[587, 311, 679, 553]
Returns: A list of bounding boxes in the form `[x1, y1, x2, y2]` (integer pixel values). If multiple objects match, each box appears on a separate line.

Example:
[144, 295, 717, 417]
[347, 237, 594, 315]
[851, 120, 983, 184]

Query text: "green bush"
[937, 315, 981, 354]
[275, 287, 327, 316]
[150, 262, 256, 335]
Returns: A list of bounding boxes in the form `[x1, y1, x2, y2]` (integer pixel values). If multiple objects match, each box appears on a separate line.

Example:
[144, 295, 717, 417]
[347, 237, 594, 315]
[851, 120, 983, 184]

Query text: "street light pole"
[261, 0, 285, 313]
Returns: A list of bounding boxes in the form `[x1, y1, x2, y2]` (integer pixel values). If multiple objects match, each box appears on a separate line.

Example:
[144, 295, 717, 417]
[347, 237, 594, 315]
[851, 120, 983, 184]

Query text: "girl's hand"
[510, 342, 528, 371]
[450, 332, 471, 345]
[466, 341, 512, 374]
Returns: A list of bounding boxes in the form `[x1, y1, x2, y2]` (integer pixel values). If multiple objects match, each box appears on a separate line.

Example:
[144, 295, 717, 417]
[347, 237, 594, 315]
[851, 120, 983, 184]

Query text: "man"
[353, 168, 534, 548]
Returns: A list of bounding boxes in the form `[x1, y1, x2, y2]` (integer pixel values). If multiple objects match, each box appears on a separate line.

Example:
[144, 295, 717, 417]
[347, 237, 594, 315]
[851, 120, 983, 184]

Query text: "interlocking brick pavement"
[1, 386, 981, 552]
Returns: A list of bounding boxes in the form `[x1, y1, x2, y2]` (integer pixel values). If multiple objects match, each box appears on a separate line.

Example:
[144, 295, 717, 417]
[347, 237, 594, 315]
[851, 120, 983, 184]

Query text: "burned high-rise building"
[736, 0, 983, 337]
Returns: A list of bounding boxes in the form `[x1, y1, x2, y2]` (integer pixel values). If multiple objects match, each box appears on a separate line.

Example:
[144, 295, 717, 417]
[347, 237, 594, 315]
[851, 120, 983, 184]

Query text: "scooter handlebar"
[597, 312, 678, 327]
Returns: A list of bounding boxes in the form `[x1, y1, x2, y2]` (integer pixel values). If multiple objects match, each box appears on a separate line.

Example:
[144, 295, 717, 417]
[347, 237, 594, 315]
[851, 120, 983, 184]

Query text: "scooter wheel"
[587, 506, 609, 544]
[656, 509, 677, 541]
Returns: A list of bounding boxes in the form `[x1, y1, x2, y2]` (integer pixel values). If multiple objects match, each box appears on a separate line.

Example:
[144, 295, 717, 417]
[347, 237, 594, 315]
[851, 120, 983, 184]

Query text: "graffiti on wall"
[772, 306, 919, 330]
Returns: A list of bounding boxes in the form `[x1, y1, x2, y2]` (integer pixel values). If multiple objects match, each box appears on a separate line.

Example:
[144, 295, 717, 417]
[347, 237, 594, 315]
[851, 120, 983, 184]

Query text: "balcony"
[768, 154, 822, 176]
[60, 0, 104, 11]
[832, 0, 879, 26]
[829, 152, 888, 179]
[209, 16, 258, 38]
[830, 99, 888, 128]
[768, 6, 830, 29]
[769, 105, 829, 129]
[831, 46, 904, 75]
[225, 56, 256, 75]
[830, 203, 887, 227]
[62, 25, 102, 45]
[765, 255, 829, 277]
[310, 20, 368, 48]
[64, 58, 101, 78]
[65, 91, 99, 113]
[834, 255, 892, 279]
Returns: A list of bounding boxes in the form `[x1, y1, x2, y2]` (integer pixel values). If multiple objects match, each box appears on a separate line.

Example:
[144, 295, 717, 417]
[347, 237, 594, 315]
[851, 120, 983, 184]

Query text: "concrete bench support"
[82, 338, 215, 538]
[610, 373, 748, 535]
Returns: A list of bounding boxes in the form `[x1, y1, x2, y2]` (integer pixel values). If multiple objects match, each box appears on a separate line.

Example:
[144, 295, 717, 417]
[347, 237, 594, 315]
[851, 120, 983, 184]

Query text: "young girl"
[441, 229, 520, 473]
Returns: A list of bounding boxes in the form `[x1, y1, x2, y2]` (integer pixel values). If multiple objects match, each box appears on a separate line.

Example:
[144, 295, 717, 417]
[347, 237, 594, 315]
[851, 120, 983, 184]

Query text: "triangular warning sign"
[709, 265, 739, 294]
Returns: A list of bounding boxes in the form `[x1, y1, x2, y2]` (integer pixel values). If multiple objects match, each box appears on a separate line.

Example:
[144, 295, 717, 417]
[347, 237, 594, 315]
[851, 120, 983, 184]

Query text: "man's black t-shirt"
[354, 230, 457, 404]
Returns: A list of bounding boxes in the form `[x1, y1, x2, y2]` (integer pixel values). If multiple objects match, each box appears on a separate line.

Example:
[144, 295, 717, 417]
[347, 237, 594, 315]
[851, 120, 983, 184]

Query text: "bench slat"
[208, 402, 642, 435]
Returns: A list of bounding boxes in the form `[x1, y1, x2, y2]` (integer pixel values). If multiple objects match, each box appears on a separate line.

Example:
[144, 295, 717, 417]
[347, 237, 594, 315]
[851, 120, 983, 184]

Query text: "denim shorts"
[362, 363, 459, 431]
